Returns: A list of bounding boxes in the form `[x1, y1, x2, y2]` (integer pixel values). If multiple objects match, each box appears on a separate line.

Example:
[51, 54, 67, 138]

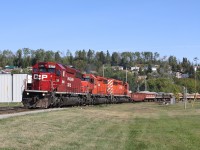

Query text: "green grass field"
[0, 102, 200, 150]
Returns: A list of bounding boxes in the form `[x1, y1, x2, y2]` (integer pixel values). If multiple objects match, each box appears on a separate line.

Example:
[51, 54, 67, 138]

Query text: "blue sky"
[0, 0, 199, 62]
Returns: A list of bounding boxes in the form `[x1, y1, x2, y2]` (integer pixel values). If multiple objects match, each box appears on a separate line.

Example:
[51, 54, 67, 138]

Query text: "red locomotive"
[22, 62, 130, 108]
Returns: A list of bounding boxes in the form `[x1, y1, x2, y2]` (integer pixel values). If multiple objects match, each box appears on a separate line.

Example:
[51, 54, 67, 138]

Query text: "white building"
[152, 67, 157, 72]
[112, 66, 124, 71]
[176, 72, 182, 78]
[131, 66, 140, 71]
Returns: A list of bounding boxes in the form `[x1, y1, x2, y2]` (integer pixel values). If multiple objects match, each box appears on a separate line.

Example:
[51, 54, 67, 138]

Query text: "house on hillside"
[152, 66, 157, 72]
[138, 75, 147, 80]
[131, 66, 140, 72]
[111, 66, 124, 71]
[5, 65, 16, 69]
[175, 72, 189, 79]
[175, 72, 182, 79]
[182, 73, 189, 78]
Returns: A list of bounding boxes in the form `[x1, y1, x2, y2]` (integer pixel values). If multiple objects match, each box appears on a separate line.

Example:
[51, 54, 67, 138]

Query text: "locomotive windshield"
[84, 78, 90, 81]
[33, 67, 56, 73]
[83, 77, 94, 83]
[48, 68, 55, 73]
[39, 68, 47, 72]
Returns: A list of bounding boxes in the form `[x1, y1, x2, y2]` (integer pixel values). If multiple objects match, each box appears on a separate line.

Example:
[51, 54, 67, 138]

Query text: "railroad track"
[0, 106, 32, 115]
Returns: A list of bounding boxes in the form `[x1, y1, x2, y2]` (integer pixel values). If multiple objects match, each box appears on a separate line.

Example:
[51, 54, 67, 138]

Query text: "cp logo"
[33, 74, 48, 80]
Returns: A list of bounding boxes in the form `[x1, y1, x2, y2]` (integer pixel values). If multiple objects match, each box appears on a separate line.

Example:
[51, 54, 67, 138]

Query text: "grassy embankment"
[0, 102, 200, 150]
[0, 102, 23, 107]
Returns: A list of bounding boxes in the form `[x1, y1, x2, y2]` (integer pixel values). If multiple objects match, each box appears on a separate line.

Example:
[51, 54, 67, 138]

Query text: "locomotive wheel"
[58, 98, 64, 108]
[112, 98, 117, 104]
[89, 98, 94, 105]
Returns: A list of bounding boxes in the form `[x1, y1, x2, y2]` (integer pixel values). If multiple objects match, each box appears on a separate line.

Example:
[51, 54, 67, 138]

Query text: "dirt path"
[0, 108, 67, 119]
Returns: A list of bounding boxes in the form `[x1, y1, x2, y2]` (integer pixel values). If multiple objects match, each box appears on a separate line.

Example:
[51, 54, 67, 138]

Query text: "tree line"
[0, 48, 199, 93]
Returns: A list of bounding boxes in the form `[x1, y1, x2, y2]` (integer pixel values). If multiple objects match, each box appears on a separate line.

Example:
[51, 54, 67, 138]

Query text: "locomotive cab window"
[33, 68, 38, 73]
[39, 68, 47, 73]
[113, 82, 118, 85]
[48, 68, 55, 73]
[84, 78, 90, 82]
[91, 78, 94, 83]
[76, 72, 83, 79]
[84, 78, 94, 83]
[103, 80, 108, 84]
[56, 70, 61, 76]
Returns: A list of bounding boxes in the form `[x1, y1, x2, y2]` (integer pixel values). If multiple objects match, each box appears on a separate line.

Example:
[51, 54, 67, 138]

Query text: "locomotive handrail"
[23, 78, 27, 90]
[55, 91, 87, 95]
[24, 90, 48, 93]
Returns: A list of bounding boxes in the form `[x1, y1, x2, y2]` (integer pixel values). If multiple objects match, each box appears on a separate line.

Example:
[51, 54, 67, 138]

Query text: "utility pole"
[126, 67, 127, 83]
[145, 77, 147, 91]
[103, 64, 104, 77]
[137, 83, 140, 92]
[194, 65, 197, 102]
[183, 86, 187, 109]
[193, 57, 198, 107]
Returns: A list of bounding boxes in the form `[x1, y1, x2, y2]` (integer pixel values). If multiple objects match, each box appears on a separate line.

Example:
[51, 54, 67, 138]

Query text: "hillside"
[0, 49, 199, 93]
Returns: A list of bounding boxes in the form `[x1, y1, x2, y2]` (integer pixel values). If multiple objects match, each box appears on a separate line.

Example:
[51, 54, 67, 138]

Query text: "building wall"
[0, 74, 28, 102]
[13, 74, 28, 102]
[0, 75, 12, 102]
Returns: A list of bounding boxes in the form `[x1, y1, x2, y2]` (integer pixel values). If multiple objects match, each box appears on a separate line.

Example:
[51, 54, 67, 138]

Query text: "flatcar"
[156, 92, 173, 102]
[178, 93, 200, 101]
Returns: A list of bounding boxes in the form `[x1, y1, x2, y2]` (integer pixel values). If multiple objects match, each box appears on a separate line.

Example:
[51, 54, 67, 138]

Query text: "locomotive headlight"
[27, 92, 29, 95]
[42, 93, 45, 96]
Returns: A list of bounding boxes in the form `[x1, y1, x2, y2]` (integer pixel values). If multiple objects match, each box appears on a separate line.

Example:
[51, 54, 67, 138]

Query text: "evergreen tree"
[147, 63, 152, 74]
[111, 52, 120, 66]
[55, 51, 62, 63]
[87, 49, 94, 63]
[15, 49, 23, 67]
[105, 50, 111, 64]
[22, 48, 31, 68]
[44, 50, 54, 62]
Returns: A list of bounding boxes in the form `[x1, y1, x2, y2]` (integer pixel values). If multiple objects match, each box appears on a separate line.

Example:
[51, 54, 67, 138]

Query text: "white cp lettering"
[34, 74, 48, 80]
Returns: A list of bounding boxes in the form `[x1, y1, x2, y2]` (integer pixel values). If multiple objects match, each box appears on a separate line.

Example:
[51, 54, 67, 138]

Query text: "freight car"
[22, 62, 130, 108]
[178, 93, 200, 101]
[130, 91, 173, 102]
[130, 91, 156, 102]
[156, 92, 173, 102]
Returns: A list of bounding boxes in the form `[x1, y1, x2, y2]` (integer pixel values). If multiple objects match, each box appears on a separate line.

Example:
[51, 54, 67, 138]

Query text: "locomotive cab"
[32, 62, 62, 91]
[22, 62, 64, 108]
[81, 74, 95, 93]
[95, 76, 108, 95]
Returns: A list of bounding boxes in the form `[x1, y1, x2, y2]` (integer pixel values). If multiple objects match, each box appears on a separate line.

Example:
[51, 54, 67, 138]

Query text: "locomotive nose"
[33, 73, 51, 90]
